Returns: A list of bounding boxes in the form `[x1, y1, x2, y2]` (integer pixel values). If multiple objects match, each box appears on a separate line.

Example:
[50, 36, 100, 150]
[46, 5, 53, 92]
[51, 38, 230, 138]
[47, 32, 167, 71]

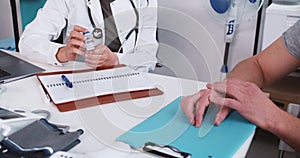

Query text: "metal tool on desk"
[0, 107, 43, 135]
[141, 142, 191, 158]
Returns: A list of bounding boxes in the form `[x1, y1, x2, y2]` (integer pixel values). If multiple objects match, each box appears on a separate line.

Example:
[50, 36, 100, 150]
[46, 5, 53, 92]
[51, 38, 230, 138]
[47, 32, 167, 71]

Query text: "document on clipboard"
[117, 96, 256, 158]
[36, 65, 163, 112]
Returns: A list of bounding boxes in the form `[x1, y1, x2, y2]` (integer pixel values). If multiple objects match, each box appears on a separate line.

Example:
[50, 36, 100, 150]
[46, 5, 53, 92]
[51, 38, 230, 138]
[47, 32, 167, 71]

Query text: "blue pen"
[61, 75, 73, 88]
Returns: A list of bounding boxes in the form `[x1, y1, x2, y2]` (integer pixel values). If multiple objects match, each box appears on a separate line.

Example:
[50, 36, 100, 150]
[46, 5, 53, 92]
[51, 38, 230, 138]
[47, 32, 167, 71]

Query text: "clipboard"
[117, 96, 256, 157]
[36, 65, 163, 112]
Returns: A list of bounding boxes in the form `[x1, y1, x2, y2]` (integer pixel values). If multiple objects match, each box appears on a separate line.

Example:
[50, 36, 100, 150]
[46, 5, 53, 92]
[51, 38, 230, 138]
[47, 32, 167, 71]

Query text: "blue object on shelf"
[0, 37, 16, 51]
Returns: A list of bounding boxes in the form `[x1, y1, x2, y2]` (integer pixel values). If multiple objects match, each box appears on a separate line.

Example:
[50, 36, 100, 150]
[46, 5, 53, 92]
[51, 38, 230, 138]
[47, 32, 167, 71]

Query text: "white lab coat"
[19, 0, 158, 72]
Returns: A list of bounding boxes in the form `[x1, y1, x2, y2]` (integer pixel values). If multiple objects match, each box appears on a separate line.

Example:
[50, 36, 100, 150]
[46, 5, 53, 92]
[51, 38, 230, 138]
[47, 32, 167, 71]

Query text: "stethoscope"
[87, 0, 139, 49]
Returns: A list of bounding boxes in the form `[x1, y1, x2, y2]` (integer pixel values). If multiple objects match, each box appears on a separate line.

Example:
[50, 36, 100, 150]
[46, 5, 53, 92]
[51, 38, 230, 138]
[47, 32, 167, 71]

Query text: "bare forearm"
[226, 57, 266, 88]
[227, 37, 300, 88]
[268, 108, 300, 153]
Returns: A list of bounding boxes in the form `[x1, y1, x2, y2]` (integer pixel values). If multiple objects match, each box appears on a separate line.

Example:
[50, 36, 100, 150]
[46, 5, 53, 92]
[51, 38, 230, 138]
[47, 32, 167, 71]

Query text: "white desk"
[0, 50, 254, 157]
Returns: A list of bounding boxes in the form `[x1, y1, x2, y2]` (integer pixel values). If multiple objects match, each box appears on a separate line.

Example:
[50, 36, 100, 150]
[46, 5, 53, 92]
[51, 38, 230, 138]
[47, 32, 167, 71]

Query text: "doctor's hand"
[208, 79, 277, 129]
[84, 44, 119, 68]
[180, 87, 231, 128]
[56, 25, 87, 63]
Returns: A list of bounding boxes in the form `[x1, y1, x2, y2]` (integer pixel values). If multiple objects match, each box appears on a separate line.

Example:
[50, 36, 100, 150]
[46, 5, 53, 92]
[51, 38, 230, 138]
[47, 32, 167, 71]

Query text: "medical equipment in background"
[198, 0, 265, 138]
[220, 0, 239, 80]
[210, 0, 264, 80]
[273, 0, 300, 4]
[152, 0, 267, 82]
[262, 2, 300, 51]
[0, 107, 44, 136]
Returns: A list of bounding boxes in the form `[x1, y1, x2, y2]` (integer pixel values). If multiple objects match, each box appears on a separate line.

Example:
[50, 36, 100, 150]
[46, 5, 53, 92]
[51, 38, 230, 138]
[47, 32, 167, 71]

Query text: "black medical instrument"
[142, 142, 192, 158]
[87, 0, 139, 45]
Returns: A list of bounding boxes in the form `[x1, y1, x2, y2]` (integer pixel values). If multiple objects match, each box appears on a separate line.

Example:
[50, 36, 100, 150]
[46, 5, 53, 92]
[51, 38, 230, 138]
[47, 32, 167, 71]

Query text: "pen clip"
[142, 142, 192, 158]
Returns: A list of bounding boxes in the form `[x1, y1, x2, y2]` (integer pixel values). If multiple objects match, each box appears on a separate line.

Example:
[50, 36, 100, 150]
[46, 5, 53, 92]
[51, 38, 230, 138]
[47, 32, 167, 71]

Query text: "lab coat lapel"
[110, 0, 124, 37]
[86, 0, 104, 29]
[87, 0, 137, 52]
[110, 0, 137, 50]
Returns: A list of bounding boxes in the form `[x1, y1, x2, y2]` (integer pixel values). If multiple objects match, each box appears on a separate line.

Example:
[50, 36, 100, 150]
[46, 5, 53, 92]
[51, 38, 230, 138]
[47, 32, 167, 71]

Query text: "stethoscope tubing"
[87, 0, 139, 42]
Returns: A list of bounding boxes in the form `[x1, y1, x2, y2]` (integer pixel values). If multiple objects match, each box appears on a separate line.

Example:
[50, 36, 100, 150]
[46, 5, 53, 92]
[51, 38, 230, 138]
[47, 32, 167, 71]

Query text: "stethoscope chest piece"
[92, 28, 103, 39]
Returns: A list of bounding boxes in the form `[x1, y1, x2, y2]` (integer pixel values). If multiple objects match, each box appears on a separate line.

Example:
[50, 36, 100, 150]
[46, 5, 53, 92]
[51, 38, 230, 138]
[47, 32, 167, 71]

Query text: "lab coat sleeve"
[18, 0, 68, 66]
[117, 0, 158, 72]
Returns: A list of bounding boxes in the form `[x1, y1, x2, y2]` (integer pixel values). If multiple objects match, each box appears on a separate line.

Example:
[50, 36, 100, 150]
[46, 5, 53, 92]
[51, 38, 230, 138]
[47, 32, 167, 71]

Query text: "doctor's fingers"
[69, 29, 86, 42]
[84, 55, 102, 67]
[67, 38, 86, 49]
[85, 60, 100, 68]
[73, 25, 88, 32]
[65, 45, 85, 56]
[194, 89, 212, 128]
[85, 62, 99, 68]
[85, 53, 118, 68]
[94, 44, 110, 55]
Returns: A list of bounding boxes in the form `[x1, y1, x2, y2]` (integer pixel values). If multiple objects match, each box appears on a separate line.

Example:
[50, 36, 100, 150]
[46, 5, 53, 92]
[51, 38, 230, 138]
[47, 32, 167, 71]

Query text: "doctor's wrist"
[56, 46, 71, 63]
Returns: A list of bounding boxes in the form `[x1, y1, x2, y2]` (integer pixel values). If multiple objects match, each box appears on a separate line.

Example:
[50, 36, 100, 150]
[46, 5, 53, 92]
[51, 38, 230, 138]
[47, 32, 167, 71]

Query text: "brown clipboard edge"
[36, 65, 164, 112]
[36, 64, 127, 77]
[55, 88, 163, 112]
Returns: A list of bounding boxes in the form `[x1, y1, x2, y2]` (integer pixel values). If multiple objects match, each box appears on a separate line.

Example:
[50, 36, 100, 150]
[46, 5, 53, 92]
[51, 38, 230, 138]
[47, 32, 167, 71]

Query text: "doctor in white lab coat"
[19, 0, 158, 72]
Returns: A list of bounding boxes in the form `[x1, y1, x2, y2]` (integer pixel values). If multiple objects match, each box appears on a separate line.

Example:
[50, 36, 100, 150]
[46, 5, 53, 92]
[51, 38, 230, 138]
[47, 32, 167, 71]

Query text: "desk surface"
[0, 50, 254, 157]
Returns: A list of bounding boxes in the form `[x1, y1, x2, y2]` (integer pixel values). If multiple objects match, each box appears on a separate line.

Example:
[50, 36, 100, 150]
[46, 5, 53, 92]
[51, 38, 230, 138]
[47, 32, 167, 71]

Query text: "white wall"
[0, 0, 14, 40]
[153, 1, 262, 83]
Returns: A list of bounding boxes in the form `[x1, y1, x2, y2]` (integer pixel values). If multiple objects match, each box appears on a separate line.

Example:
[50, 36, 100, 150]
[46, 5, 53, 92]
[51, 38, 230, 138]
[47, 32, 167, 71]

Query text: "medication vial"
[83, 31, 95, 53]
